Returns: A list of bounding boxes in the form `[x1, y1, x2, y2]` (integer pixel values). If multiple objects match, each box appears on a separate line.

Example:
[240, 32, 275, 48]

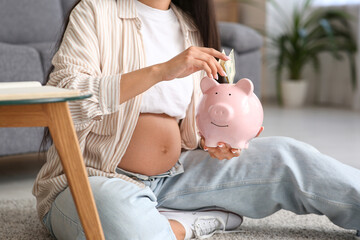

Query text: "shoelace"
[192, 216, 245, 239]
[193, 216, 225, 239]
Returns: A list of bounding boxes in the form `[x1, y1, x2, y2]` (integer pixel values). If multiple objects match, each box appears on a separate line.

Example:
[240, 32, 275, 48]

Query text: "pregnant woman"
[33, 0, 360, 239]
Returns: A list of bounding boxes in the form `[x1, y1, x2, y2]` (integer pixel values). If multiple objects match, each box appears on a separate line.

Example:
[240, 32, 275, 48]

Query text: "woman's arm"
[120, 46, 230, 104]
[49, 0, 122, 131]
[119, 65, 161, 105]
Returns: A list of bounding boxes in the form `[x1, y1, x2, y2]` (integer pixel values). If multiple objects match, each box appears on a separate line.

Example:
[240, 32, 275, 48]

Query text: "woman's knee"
[256, 136, 310, 151]
[50, 176, 174, 240]
[245, 136, 323, 181]
[255, 136, 319, 163]
[91, 177, 176, 239]
[52, 176, 152, 221]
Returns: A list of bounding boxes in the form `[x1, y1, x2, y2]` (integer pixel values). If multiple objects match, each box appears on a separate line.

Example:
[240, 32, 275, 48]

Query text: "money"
[218, 49, 236, 84]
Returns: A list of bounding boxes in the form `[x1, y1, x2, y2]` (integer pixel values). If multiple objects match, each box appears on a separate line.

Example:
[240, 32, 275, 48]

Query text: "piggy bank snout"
[208, 103, 234, 124]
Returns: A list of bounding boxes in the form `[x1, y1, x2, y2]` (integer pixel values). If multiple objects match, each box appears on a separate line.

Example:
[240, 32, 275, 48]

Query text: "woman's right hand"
[158, 46, 230, 82]
[200, 126, 264, 160]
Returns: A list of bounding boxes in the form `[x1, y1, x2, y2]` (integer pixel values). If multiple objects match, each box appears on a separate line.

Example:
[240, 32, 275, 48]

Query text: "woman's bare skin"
[118, 113, 182, 176]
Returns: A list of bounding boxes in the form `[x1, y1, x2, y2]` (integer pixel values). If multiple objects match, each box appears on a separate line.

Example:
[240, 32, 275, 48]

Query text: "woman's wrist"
[151, 63, 167, 82]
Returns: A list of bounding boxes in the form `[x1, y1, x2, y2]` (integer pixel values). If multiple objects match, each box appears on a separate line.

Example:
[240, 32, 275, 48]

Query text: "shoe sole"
[157, 207, 244, 225]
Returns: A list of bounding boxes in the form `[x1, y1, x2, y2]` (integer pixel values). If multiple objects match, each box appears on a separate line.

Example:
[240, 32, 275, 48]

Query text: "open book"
[0, 81, 82, 101]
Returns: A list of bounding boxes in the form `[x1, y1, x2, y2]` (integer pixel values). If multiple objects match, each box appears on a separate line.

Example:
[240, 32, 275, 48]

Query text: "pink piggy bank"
[196, 77, 263, 149]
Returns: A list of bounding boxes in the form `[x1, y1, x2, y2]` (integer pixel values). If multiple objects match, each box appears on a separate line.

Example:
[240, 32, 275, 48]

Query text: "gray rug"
[0, 198, 356, 240]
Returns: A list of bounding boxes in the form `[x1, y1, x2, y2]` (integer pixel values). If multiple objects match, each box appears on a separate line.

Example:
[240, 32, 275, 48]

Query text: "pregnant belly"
[117, 113, 182, 176]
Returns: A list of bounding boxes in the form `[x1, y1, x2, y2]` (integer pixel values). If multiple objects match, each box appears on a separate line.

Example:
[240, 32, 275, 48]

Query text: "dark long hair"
[39, 0, 223, 152]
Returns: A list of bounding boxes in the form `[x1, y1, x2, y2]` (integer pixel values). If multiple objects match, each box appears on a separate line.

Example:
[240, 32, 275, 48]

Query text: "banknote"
[218, 49, 236, 84]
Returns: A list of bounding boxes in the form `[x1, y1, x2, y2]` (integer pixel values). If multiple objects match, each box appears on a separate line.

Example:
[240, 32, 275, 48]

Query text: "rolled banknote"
[218, 49, 236, 84]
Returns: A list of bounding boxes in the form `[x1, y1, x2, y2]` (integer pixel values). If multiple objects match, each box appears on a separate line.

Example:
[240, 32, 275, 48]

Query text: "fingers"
[187, 47, 228, 79]
[204, 142, 241, 160]
[255, 126, 264, 138]
[163, 46, 230, 81]
[230, 148, 241, 156]
[194, 53, 227, 79]
[193, 59, 213, 79]
[198, 47, 230, 61]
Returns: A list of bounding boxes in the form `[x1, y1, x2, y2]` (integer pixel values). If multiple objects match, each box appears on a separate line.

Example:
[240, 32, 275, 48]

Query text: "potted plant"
[268, 0, 357, 107]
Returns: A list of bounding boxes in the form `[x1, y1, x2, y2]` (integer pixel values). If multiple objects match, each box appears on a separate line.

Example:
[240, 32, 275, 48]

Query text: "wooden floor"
[1, 104, 359, 200]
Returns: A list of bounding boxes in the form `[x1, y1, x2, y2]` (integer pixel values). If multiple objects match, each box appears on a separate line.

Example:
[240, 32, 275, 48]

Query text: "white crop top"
[135, 0, 194, 122]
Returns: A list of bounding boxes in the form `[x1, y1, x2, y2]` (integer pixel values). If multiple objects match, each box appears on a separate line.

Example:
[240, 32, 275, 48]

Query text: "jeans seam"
[53, 200, 83, 231]
[157, 178, 285, 203]
[292, 180, 360, 210]
[158, 177, 360, 211]
[299, 189, 360, 209]
[43, 211, 56, 238]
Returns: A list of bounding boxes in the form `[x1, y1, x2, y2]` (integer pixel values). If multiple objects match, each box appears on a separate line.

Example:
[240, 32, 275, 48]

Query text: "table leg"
[45, 102, 105, 240]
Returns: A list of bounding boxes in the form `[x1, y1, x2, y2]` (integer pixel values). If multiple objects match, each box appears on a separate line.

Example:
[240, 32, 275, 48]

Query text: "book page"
[0, 86, 82, 101]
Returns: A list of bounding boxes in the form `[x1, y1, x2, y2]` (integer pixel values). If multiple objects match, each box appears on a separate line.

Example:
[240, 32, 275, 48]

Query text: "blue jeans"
[42, 136, 360, 240]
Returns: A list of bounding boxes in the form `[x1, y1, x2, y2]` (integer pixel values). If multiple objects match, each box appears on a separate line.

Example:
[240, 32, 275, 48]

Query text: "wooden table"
[0, 95, 105, 240]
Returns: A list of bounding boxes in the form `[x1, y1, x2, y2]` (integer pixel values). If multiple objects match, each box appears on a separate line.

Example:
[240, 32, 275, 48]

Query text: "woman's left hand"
[200, 126, 264, 160]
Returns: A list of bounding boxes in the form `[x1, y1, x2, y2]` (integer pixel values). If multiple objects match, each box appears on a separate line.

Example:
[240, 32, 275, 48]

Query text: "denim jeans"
[42, 136, 360, 240]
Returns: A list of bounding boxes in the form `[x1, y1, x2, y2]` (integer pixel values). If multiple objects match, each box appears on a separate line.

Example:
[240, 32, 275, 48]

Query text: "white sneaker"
[158, 207, 243, 239]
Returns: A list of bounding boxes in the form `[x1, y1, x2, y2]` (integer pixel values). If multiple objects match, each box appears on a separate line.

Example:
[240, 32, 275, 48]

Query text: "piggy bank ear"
[200, 76, 219, 93]
[235, 78, 254, 96]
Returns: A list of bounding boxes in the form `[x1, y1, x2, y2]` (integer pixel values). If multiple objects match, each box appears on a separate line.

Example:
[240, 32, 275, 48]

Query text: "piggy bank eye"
[229, 93, 232, 96]
[215, 92, 218, 95]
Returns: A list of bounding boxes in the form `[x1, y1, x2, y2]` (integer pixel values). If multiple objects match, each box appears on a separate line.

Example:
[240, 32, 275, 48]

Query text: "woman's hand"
[158, 46, 230, 81]
[200, 126, 264, 160]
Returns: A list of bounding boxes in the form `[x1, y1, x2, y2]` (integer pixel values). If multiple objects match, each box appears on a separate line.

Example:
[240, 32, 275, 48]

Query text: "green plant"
[268, 0, 357, 105]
